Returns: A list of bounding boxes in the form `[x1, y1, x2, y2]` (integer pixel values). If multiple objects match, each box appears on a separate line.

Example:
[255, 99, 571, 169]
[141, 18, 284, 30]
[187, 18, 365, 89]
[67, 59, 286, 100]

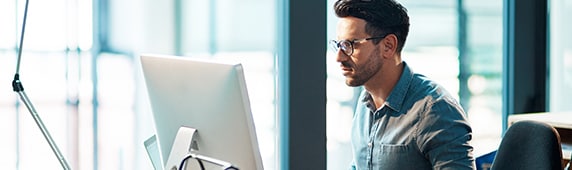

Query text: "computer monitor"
[140, 54, 263, 170]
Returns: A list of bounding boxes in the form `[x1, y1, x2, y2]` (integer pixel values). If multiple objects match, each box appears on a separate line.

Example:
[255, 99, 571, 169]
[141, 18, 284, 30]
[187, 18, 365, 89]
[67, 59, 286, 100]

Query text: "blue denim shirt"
[350, 62, 475, 170]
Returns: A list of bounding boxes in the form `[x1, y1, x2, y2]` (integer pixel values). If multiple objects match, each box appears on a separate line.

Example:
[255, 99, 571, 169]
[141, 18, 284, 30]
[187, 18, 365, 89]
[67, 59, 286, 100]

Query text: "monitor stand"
[165, 126, 199, 170]
[165, 126, 239, 170]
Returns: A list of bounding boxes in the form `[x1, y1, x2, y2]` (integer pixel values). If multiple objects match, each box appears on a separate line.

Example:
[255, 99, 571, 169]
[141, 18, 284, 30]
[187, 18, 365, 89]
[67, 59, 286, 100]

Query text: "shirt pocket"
[379, 144, 409, 153]
[374, 144, 425, 169]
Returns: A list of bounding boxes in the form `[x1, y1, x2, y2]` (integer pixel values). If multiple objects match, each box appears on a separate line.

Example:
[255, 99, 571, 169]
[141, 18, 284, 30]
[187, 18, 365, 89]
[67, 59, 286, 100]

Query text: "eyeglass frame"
[329, 33, 389, 56]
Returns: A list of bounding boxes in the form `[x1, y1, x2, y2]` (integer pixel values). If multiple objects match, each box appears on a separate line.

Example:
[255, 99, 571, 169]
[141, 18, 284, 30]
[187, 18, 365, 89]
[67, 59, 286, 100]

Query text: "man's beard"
[345, 46, 383, 87]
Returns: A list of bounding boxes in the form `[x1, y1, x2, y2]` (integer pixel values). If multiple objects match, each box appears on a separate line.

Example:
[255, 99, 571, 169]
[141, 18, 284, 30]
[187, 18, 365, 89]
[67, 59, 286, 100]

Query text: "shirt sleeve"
[415, 97, 476, 170]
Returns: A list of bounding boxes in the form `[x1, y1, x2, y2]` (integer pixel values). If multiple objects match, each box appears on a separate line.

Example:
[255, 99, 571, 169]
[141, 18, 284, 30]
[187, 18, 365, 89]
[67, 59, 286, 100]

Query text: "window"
[0, 0, 93, 169]
[550, 0, 572, 112]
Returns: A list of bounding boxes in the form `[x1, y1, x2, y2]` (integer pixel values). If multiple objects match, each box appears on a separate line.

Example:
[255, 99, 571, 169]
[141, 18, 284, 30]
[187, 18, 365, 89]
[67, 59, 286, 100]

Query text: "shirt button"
[368, 142, 372, 147]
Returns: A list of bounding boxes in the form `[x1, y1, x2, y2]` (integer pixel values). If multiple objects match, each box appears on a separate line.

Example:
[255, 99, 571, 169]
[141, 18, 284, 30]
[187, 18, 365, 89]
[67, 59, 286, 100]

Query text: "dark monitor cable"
[179, 153, 239, 170]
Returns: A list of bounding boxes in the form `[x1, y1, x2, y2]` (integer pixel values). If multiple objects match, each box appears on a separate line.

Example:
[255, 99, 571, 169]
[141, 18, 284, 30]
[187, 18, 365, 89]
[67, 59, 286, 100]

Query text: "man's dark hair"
[334, 0, 410, 53]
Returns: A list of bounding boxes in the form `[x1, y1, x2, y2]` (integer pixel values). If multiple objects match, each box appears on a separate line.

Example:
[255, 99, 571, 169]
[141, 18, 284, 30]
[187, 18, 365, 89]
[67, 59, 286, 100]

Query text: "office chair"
[491, 120, 563, 170]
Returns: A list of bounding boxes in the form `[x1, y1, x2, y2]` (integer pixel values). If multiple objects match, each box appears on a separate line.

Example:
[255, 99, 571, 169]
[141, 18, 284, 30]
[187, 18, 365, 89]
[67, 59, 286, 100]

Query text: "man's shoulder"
[408, 74, 450, 99]
[406, 74, 465, 112]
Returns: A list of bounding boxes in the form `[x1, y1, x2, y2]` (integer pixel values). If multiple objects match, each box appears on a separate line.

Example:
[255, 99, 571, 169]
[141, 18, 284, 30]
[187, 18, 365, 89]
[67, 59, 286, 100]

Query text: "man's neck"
[364, 62, 404, 109]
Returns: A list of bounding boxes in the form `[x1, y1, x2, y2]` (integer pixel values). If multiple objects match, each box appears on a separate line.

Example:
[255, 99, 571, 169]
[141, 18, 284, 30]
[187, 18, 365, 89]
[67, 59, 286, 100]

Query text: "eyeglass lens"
[330, 40, 353, 56]
[340, 41, 353, 56]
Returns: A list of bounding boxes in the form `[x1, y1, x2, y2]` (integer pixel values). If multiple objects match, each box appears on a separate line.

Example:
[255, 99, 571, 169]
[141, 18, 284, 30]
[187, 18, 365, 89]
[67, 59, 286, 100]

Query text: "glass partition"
[550, 0, 572, 112]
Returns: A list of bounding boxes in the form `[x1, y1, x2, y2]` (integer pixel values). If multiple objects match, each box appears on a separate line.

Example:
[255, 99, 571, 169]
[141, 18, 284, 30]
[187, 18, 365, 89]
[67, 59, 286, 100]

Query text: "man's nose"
[335, 50, 349, 63]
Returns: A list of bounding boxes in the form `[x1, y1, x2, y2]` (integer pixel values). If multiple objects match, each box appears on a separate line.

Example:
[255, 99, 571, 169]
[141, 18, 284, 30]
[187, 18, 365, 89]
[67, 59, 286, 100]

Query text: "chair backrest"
[491, 120, 563, 170]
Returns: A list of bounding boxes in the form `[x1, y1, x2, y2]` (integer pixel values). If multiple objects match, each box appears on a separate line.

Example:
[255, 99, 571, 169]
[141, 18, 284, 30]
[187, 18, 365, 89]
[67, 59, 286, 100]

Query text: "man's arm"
[416, 98, 476, 170]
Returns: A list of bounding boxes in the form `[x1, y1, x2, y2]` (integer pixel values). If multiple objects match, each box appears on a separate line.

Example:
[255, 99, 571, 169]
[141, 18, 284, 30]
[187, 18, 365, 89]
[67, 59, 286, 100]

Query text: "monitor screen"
[140, 54, 263, 170]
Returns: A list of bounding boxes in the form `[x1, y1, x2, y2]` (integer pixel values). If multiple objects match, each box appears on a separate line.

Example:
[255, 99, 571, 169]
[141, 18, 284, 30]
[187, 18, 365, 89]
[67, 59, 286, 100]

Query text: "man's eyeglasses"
[329, 34, 388, 56]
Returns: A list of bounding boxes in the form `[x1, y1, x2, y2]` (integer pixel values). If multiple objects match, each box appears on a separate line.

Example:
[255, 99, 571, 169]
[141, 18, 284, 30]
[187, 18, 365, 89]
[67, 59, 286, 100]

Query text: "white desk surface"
[508, 112, 572, 129]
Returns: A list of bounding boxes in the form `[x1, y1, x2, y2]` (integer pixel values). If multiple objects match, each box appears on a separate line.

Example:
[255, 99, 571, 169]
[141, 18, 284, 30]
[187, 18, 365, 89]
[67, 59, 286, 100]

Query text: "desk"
[508, 112, 572, 167]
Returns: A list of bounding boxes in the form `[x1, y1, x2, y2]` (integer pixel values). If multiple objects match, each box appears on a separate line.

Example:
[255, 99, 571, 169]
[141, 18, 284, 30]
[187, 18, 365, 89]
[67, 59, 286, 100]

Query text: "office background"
[0, 0, 570, 169]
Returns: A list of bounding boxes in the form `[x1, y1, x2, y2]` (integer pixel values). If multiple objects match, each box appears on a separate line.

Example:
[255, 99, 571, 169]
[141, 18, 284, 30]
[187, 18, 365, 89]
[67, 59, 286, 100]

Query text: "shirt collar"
[361, 62, 413, 113]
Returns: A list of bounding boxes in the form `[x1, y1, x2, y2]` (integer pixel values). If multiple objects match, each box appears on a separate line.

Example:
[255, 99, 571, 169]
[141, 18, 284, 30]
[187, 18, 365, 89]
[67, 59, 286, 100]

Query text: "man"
[330, 0, 475, 169]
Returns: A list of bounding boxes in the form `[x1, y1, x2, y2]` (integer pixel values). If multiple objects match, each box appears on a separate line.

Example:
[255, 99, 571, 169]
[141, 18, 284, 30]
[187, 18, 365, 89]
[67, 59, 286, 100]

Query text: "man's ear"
[382, 34, 398, 58]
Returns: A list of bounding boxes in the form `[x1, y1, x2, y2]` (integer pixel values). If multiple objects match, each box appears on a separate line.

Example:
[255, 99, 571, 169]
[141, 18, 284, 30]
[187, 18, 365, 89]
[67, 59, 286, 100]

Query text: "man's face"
[335, 17, 383, 87]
